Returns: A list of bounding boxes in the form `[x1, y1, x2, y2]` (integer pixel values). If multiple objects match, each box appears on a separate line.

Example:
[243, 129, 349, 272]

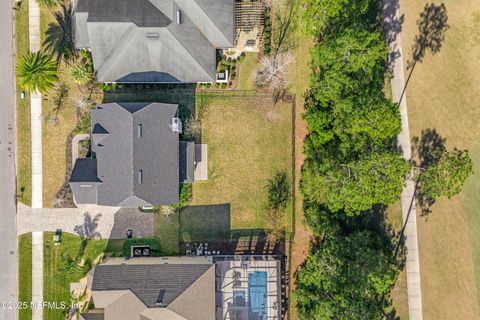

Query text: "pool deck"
[216, 258, 280, 319]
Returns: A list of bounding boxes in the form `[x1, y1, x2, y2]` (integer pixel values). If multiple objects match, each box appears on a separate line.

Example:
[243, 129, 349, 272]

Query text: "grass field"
[191, 97, 293, 230]
[399, 0, 480, 318]
[18, 234, 32, 320]
[43, 232, 122, 319]
[15, 2, 31, 206]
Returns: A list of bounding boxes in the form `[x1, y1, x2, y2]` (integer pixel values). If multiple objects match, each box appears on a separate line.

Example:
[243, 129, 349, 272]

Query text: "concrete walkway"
[17, 204, 155, 239]
[383, 0, 423, 319]
[31, 232, 43, 320]
[29, 0, 43, 208]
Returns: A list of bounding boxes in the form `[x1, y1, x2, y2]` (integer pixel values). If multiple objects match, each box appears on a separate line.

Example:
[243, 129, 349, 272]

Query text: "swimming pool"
[248, 271, 267, 320]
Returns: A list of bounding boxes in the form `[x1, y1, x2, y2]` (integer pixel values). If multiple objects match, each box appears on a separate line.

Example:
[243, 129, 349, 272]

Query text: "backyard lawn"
[18, 234, 32, 320]
[400, 0, 480, 318]
[191, 97, 293, 230]
[235, 53, 258, 91]
[154, 213, 180, 255]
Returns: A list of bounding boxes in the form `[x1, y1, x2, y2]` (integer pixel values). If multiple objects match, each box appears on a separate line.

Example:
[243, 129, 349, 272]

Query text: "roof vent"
[146, 32, 160, 39]
[176, 10, 181, 24]
[171, 117, 182, 133]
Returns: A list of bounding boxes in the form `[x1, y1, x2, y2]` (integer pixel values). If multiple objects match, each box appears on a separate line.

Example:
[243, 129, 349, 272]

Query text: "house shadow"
[179, 204, 284, 256]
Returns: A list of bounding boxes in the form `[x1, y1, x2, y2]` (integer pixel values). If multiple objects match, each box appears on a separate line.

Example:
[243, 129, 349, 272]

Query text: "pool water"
[248, 271, 267, 320]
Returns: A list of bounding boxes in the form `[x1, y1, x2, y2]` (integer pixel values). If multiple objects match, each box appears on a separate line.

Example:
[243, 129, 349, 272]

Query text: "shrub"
[221, 83, 228, 89]
[171, 183, 192, 210]
[122, 238, 161, 257]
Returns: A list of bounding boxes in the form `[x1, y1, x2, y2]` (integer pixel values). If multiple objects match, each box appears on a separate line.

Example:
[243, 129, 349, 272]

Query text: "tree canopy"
[16, 51, 58, 94]
[296, 230, 398, 320]
[419, 149, 473, 199]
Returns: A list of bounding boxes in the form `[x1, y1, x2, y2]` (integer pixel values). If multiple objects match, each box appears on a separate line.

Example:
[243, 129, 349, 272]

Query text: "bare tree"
[255, 52, 294, 92]
[183, 115, 202, 140]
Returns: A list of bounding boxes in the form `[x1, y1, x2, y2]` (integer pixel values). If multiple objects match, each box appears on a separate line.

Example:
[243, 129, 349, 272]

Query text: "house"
[80, 257, 215, 320]
[69, 102, 195, 207]
[73, 0, 235, 83]
[79, 256, 282, 320]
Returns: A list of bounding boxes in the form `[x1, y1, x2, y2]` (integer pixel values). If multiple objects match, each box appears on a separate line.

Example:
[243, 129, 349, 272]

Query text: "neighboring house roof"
[85, 261, 215, 320]
[69, 102, 195, 207]
[73, 0, 234, 83]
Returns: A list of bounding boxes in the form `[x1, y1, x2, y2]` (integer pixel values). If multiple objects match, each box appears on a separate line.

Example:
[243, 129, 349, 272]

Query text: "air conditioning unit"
[172, 117, 182, 133]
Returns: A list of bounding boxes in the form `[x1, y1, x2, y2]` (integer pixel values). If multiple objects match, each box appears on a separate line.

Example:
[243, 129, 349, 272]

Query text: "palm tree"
[16, 51, 58, 94]
[69, 64, 92, 84]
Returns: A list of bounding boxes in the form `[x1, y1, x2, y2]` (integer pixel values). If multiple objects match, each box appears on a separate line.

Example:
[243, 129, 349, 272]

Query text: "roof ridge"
[165, 29, 214, 82]
[167, 264, 214, 309]
[97, 24, 137, 81]
[175, 0, 231, 47]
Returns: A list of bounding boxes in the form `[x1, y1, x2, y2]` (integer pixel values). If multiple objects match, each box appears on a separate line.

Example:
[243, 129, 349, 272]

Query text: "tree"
[418, 149, 473, 200]
[69, 64, 92, 85]
[295, 231, 398, 320]
[301, 0, 372, 37]
[16, 51, 58, 94]
[301, 152, 411, 215]
[255, 52, 294, 92]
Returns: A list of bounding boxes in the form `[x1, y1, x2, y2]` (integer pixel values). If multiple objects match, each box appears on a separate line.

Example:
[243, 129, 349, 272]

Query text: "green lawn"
[191, 97, 293, 230]
[43, 232, 122, 319]
[235, 53, 258, 91]
[18, 234, 32, 320]
[399, 0, 480, 318]
[154, 213, 180, 255]
[15, 1, 31, 206]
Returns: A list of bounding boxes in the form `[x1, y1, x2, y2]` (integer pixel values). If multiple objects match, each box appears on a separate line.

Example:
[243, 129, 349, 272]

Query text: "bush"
[221, 83, 228, 89]
[122, 238, 161, 257]
[206, 83, 212, 88]
[173, 183, 192, 209]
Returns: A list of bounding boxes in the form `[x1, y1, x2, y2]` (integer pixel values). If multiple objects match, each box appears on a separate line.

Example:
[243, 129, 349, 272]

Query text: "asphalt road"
[0, 0, 18, 319]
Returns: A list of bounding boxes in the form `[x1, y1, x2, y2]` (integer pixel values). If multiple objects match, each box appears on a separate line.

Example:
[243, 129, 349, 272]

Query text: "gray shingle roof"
[73, 0, 234, 83]
[75, 0, 172, 27]
[91, 264, 213, 308]
[69, 102, 194, 206]
[80, 311, 104, 320]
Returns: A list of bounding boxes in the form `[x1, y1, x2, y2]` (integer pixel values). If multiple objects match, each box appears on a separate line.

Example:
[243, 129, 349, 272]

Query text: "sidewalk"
[31, 232, 43, 320]
[383, 0, 423, 319]
[29, 0, 43, 208]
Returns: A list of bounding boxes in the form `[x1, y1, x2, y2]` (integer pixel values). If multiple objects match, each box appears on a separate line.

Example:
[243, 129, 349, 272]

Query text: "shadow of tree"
[411, 128, 447, 215]
[43, 3, 75, 64]
[399, 3, 449, 104]
[74, 212, 102, 240]
[382, 0, 404, 76]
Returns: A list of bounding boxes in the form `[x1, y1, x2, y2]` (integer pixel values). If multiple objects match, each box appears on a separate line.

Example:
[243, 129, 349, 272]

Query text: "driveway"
[17, 204, 155, 239]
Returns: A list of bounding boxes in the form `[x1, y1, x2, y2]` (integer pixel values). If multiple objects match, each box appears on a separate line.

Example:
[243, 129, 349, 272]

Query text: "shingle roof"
[69, 102, 192, 206]
[73, 0, 234, 83]
[93, 102, 180, 206]
[75, 0, 172, 27]
[91, 264, 213, 308]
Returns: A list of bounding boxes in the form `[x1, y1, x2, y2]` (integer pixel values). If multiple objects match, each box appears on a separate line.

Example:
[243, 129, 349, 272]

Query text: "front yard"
[191, 97, 293, 230]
